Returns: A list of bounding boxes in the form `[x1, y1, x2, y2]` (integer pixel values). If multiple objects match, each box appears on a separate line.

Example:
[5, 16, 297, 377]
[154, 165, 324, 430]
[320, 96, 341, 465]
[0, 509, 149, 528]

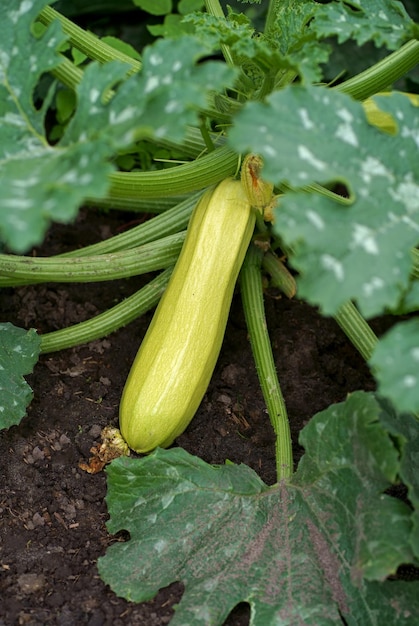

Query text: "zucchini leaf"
[370, 318, 419, 414]
[0, 323, 41, 430]
[229, 86, 419, 318]
[98, 391, 419, 626]
[312, 0, 416, 49]
[0, 1, 235, 253]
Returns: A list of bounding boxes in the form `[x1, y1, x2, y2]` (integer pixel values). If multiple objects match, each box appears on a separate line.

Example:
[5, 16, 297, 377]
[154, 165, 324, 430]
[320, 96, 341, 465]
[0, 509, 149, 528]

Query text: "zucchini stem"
[0, 233, 184, 287]
[333, 301, 378, 362]
[38, 6, 141, 74]
[40, 269, 172, 353]
[336, 40, 419, 101]
[204, 0, 235, 67]
[107, 145, 239, 199]
[61, 192, 201, 258]
[240, 243, 293, 481]
[262, 251, 297, 299]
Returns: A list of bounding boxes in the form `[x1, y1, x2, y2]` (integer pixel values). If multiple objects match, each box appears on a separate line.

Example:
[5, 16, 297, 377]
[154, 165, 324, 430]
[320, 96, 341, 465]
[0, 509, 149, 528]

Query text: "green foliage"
[0, 2, 234, 252]
[101, 36, 141, 61]
[99, 392, 419, 624]
[312, 0, 415, 49]
[0, 324, 41, 430]
[186, 6, 330, 84]
[370, 318, 419, 414]
[132, 0, 172, 15]
[139, 0, 204, 37]
[377, 397, 419, 556]
[229, 87, 419, 319]
[1, 1, 419, 620]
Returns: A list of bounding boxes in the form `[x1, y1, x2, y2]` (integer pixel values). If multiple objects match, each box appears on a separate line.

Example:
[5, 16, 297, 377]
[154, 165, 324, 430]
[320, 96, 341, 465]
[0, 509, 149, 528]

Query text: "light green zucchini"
[119, 178, 255, 452]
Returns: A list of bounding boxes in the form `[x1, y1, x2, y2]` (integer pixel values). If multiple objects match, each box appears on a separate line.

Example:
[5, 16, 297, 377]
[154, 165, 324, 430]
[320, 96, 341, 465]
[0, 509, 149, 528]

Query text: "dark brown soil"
[0, 207, 378, 625]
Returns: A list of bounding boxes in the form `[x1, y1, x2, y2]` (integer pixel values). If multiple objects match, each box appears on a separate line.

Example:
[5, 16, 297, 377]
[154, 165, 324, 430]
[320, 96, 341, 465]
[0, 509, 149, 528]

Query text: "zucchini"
[119, 178, 255, 452]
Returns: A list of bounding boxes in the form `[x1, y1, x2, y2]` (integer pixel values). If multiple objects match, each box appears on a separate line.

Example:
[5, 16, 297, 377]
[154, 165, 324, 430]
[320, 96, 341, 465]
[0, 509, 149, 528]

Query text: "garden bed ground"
[0, 206, 380, 626]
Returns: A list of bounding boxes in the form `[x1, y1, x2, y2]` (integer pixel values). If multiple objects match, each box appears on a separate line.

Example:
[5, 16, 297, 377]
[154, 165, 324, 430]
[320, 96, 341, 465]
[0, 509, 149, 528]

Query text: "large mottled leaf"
[98, 392, 419, 625]
[229, 86, 419, 317]
[0, 1, 234, 253]
[0, 1, 67, 147]
[0, 323, 41, 430]
[312, 0, 416, 49]
[369, 318, 419, 414]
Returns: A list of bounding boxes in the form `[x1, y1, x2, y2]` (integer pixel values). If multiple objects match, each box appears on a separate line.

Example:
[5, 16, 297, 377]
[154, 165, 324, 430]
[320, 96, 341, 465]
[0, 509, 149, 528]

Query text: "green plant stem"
[85, 193, 191, 213]
[64, 192, 200, 257]
[204, 0, 235, 67]
[38, 6, 141, 73]
[336, 40, 419, 101]
[412, 248, 419, 279]
[333, 301, 378, 362]
[107, 145, 239, 199]
[276, 181, 352, 206]
[155, 126, 225, 159]
[52, 55, 84, 92]
[264, 0, 280, 36]
[40, 268, 172, 353]
[240, 243, 293, 481]
[262, 251, 296, 299]
[257, 69, 280, 100]
[198, 121, 216, 153]
[0, 233, 184, 287]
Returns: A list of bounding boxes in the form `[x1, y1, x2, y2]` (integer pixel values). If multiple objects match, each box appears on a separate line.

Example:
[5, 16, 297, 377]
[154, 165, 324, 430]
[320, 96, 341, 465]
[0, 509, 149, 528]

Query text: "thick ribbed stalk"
[0, 233, 184, 287]
[262, 250, 297, 299]
[40, 269, 172, 353]
[412, 248, 419, 279]
[333, 301, 378, 362]
[85, 193, 191, 213]
[38, 6, 141, 73]
[62, 192, 201, 258]
[107, 145, 239, 199]
[51, 55, 84, 92]
[240, 243, 293, 481]
[336, 40, 419, 101]
[204, 0, 235, 67]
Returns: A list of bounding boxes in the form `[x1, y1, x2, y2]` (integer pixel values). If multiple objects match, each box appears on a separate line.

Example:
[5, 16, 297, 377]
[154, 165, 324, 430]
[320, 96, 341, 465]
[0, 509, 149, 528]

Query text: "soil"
[0, 206, 381, 626]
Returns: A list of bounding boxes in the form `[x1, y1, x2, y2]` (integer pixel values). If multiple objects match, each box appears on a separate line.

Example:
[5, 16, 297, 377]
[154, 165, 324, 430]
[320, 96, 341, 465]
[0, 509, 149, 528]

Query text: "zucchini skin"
[119, 178, 255, 453]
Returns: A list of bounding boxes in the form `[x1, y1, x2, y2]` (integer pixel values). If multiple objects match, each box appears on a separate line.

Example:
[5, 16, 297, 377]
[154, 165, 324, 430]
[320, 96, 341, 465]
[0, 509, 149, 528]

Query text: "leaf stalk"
[333, 301, 378, 362]
[0, 233, 184, 287]
[336, 40, 419, 101]
[38, 6, 141, 73]
[40, 269, 172, 353]
[240, 242, 293, 481]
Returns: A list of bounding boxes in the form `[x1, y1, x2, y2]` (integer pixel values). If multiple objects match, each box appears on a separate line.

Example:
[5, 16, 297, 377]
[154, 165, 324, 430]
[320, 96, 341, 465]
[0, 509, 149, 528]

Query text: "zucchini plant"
[1, 0, 419, 623]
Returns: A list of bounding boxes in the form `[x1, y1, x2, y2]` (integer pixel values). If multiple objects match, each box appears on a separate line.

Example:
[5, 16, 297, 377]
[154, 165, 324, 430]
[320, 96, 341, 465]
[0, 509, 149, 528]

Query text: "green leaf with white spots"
[0, 2, 235, 253]
[0, 1, 67, 148]
[369, 318, 419, 414]
[0, 323, 41, 430]
[98, 392, 419, 625]
[312, 0, 415, 50]
[0, 0, 114, 253]
[229, 86, 419, 317]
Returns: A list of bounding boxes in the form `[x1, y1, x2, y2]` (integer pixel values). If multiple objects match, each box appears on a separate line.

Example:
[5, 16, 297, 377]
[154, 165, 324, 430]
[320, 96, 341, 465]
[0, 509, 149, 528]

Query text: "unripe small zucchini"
[119, 178, 255, 453]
